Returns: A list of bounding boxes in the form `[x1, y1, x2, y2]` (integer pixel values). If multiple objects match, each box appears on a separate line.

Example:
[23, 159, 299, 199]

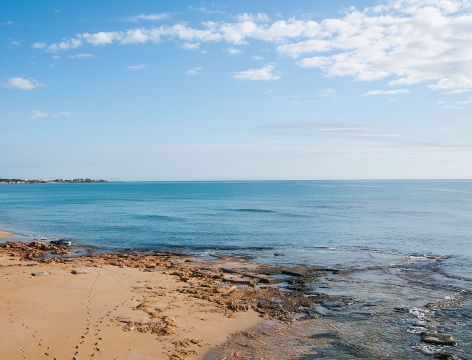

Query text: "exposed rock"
[117, 315, 176, 336]
[421, 332, 457, 346]
[0, 241, 71, 260]
[31, 271, 50, 277]
[71, 269, 88, 275]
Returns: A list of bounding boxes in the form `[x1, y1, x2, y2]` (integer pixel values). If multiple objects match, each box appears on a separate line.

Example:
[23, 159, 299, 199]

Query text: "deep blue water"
[1, 180, 471, 357]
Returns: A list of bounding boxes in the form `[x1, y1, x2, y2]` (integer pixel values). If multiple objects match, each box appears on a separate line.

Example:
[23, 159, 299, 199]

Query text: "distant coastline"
[0, 178, 107, 184]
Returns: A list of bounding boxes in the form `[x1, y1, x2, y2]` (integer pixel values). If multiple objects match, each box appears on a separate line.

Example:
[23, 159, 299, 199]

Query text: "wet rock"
[348, 312, 372, 320]
[302, 308, 320, 319]
[393, 306, 408, 313]
[415, 320, 428, 327]
[273, 253, 284, 257]
[71, 269, 89, 275]
[280, 269, 305, 277]
[322, 301, 344, 309]
[434, 353, 461, 360]
[421, 332, 457, 346]
[50, 239, 73, 247]
[313, 305, 331, 316]
[31, 271, 50, 277]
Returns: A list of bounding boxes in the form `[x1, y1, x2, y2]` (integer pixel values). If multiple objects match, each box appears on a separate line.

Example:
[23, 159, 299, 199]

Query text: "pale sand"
[0, 254, 261, 360]
[0, 231, 13, 238]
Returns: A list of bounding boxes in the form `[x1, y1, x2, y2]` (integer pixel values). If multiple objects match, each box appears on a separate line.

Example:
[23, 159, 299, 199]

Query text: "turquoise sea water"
[0, 180, 471, 258]
[1, 180, 471, 357]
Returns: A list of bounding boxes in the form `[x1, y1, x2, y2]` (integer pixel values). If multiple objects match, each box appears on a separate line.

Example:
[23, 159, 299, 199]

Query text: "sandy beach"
[0, 240, 334, 360]
[0, 243, 267, 360]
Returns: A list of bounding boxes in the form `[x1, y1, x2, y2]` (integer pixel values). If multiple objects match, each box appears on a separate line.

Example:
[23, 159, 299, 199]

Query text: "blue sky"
[1, 0, 472, 180]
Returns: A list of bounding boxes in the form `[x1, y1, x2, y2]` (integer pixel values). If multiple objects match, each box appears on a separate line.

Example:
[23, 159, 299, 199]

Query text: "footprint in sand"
[73, 268, 102, 359]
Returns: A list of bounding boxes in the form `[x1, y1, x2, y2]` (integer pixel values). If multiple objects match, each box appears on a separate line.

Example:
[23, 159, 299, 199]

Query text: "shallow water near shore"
[1, 180, 472, 357]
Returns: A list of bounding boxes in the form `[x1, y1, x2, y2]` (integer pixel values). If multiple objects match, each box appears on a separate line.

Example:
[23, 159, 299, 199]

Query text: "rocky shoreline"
[0, 240, 346, 323]
[0, 240, 465, 359]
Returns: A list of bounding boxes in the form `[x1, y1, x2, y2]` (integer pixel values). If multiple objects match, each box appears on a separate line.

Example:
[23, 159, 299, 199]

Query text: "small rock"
[273, 253, 284, 257]
[31, 271, 50, 277]
[421, 332, 457, 346]
[71, 269, 88, 275]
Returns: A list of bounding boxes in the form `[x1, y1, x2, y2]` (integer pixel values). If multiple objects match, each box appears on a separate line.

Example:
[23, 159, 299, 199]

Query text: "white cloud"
[31, 109, 71, 119]
[363, 89, 410, 96]
[126, 13, 170, 22]
[10, 40, 22, 47]
[69, 53, 94, 60]
[32, 42, 46, 49]
[127, 64, 146, 70]
[3, 77, 42, 90]
[35, 1, 472, 91]
[232, 65, 280, 81]
[182, 42, 200, 50]
[297, 56, 331, 68]
[186, 67, 203, 76]
[227, 47, 242, 55]
[83, 32, 119, 46]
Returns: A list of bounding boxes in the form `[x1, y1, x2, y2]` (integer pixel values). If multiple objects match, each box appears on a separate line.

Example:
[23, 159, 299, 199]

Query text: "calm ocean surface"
[1, 180, 471, 357]
[0, 180, 471, 259]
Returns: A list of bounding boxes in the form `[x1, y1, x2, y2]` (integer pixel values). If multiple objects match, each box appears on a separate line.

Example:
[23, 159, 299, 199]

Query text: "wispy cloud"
[188, 6, 225, 16]
[363, 89, 410, 96]
[9, 40, 22, 47]
[232, 65, 280, 81]
[227, 47, 242, 55]
[447, 89, 471, 95]
[439, 97, 472, 109]
[270, 121, 400, 139]
[127, 64, 146, 70]
[181, 42, 200, 50]
[69, 53, 94, 60]
[186, 67, 203, 76]
[3, 77, 42, 90]
[31, 109, 71, 119]
[32, 42, 47, 49]
[236, 13, 270, 22]
[320, 88, 336, 97]
[126, 13, 170, 22]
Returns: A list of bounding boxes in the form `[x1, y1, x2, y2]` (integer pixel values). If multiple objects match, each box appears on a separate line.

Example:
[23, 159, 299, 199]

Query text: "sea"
[1, 180, 471, 358]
